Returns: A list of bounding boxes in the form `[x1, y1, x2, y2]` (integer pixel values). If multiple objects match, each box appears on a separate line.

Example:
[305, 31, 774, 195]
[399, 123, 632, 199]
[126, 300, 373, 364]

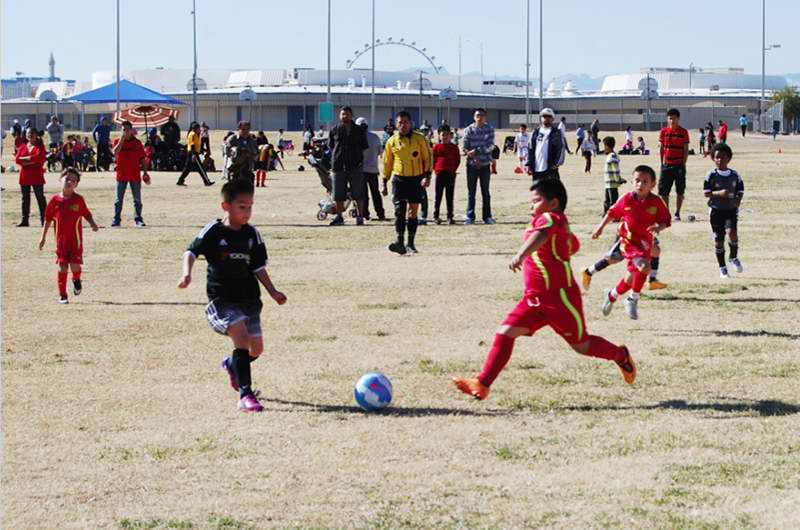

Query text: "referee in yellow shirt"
[177, 121, 214, 186]
[381, 111, 433, 254]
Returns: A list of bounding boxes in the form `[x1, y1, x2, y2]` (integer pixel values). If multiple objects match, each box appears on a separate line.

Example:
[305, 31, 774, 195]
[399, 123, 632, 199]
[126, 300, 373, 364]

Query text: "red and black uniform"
[431, 142, 460, 222]
[658, 125, 690, 197]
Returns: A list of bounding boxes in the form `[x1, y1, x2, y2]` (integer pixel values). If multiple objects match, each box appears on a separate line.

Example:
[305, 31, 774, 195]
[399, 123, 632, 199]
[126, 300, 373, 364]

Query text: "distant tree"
[770, 86, 800, 132]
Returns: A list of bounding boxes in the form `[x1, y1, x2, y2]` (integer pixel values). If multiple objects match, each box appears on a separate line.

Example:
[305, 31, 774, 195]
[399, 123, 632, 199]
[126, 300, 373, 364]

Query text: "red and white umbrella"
[111, 105, 180, 130]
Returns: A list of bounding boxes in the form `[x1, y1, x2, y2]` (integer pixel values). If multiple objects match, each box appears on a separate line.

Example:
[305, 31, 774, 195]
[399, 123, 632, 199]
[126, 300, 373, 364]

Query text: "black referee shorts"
[391, 175, 424, 204]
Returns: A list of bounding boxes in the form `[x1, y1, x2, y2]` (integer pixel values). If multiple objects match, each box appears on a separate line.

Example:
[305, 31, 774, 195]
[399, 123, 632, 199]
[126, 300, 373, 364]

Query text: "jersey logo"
[71, 204, 80, 212]
[219, 239, 228, 246]
[526, 297, 541, 307]
[647, 207, 658, 215]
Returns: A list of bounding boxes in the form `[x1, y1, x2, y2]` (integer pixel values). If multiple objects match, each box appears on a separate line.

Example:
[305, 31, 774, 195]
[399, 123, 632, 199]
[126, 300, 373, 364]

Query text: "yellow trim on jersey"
[382, 130, 432, 179]
[560, 287, 585, 341]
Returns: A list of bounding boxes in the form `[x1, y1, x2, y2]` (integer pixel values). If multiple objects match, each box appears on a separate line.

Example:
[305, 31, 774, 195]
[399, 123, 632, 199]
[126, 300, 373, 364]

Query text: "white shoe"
[720, 267, 730, 279]
[624, 297, 639, 320]
[602, 288, 615, 316]
[730, 258, 743, 273]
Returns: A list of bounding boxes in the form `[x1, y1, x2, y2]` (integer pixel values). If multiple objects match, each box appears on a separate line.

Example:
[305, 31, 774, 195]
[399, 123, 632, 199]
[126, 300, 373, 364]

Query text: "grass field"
[2, 128, 800, 529]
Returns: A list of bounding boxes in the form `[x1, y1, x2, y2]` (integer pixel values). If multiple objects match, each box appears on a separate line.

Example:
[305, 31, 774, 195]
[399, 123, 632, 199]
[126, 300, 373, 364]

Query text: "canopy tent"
[64, 79, 187, 105]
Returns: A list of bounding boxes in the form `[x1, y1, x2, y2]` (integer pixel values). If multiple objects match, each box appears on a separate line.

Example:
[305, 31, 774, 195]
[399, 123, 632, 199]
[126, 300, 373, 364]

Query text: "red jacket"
[15, 142, 46, 186]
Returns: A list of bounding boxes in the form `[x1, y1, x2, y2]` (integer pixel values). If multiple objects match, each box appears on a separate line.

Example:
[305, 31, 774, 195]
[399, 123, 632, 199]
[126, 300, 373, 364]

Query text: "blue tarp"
[64, 80, 186, 105]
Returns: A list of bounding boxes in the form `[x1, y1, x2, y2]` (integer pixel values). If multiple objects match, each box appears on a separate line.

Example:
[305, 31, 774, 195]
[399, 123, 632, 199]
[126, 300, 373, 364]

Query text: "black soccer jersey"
[703, 169, 744, 211]
[187, 220, 268, 305]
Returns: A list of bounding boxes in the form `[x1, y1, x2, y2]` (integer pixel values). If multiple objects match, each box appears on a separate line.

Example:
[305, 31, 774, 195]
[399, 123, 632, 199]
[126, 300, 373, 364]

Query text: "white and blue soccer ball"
[354, 372, 393, 412]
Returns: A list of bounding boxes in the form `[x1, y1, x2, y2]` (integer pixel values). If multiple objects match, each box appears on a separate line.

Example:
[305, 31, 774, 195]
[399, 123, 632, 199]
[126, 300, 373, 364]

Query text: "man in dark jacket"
[526, 108, 565, 180]
[93, 116, 112, 171]
[160, 116, 182, 162]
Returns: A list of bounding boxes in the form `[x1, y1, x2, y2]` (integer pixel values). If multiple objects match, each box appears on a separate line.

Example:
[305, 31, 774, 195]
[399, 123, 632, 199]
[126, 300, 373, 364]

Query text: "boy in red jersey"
[431, 125, 460, 225]
[39, 168, 99, 304]
[592, 165, 671, 320]
[453, 179, 635, 401]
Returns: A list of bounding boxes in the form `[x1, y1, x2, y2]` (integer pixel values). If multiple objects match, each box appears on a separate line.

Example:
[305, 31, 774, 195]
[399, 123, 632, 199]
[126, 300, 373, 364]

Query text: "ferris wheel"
[345, 38, 443, 73]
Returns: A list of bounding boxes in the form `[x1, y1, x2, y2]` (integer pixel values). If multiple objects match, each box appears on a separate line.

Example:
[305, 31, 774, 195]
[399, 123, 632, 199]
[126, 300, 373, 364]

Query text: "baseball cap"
[355, 117, 368, 126]
[539, 108, 554, 118]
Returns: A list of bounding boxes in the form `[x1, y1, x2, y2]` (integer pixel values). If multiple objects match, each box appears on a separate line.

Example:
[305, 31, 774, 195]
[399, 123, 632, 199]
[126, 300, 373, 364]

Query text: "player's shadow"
[652, 296, 800, 304]
[644, 328, 800, 340]
[260, 397, 511, 417]
[93, 301, 206, 306]
[559, 399, 800, 418]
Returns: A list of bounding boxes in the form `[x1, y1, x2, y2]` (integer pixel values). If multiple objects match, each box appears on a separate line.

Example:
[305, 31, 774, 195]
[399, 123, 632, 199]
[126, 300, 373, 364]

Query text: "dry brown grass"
[2, 129, 800, 529]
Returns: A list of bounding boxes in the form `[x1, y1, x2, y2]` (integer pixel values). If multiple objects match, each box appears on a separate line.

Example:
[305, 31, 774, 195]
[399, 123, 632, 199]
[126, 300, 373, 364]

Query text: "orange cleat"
[647, 279, 668, 290]
[580, 267, 592, 291]
[452, 377, 490, 400]
[617, 345, 636, 385]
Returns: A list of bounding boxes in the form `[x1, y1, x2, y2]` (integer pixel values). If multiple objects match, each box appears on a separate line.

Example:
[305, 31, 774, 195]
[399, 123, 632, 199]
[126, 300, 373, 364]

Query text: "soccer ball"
[354, 372, 393, 411]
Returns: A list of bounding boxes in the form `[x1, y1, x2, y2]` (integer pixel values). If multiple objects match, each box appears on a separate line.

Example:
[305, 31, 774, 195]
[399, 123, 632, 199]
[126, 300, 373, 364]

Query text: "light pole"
[525, 0, 530, 126]
[370, 0, 375, 127]
[116, 0, 120, 114]
[327, 0, 331, 105]
[760, 0, 780, 130]
[191, 0, 198, 124]
[538, 0, 543, 114]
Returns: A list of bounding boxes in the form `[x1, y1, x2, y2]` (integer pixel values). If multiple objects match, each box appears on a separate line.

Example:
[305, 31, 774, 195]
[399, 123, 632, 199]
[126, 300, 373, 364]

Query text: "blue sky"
[2, 0, 798, 86]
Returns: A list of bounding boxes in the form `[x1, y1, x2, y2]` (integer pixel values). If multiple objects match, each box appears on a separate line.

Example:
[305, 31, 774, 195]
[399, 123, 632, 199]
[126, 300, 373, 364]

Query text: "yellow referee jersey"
[382, 131, 432, 180]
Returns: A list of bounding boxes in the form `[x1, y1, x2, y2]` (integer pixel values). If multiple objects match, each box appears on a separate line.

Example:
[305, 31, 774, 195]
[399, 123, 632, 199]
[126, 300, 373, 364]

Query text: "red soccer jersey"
[112, 137, 146, 182]
[44, 193, 93, 253]
[607, 192, 671, 252]
[658, 126, 690, 166]
[521, 212, 580, 293]
[432, 142, 461, 174]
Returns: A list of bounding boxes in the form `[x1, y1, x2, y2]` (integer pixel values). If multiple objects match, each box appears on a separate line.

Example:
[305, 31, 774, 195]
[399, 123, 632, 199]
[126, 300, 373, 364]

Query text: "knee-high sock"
[583, 335, 626, 364]
[72, 269, 82, 281]
[477, 334, 516, 387]
[232, 348, 253, 396]
[715, 245, 726, 267]
[58, 272, 68, 296]
[649, 256, 659, 280]
[611, 278, 631, 300]
[728, 239, 738, 260]
[632, 271, 648, 294]
[394, 202, 407, 244]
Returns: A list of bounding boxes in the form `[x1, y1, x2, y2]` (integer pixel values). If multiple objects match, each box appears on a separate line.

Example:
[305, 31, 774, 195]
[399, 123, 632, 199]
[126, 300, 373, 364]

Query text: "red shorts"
[55, 249, 83, 265]
[502, 285, 587, 344]
[620, 239, 652, 272]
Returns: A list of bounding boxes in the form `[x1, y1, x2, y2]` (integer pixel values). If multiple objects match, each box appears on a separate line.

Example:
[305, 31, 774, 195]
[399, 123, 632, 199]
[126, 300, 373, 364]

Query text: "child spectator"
[698, 128, 706, 155]
[255, 143, 269, 187]
[203, 151, 217, 172]
[490, 144, 500, 175]
[513, 124, 529, 173]
[111, 120, 150, 227]
[452, 178, 636, 401]
[200, 121, 210, 154]
[705, 123, 716, 155]
[581, 131, 596, 173]
[576, 124, 586, 154]
[47, 142, 64, 172]
[592, 165, 671, 320]
[602, 136, 624, 215]
[703, 144, 744, 278]
[178, 178, 287, 412]
[453, 128, 460, 147]
[277, 129, 285, 158]
[62, 136, 74, 168]
[431, 125, 460, 225]
[72, 136, 85, 170]
[83, 138, 96, 170]
[303, 125, 313, 153]
[636, 137, 646, 154]
[38, 167, 99, 304]
[268, 143, 285, 171]
[221, 131, 234, 180]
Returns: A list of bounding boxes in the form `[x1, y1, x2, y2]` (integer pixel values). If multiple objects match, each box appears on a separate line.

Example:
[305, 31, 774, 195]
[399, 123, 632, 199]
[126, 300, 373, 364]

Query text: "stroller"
[308, 140, 357, 221]
[502, 135, 516, 155]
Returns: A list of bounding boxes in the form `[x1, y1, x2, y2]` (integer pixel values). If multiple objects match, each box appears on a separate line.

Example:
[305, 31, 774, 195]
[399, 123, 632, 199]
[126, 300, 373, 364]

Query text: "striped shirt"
[329, 122, 368, 172]
[382, 131, 432, 180]
[461, 123, 495, 167]
[658, 126, 690, 166]
[604, 152, 622, 188]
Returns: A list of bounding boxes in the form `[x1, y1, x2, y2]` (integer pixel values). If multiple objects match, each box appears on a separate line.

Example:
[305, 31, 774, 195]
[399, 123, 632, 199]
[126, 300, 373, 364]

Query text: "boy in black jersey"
[178, 178, 287, 411]
[703, 144, 744, 279]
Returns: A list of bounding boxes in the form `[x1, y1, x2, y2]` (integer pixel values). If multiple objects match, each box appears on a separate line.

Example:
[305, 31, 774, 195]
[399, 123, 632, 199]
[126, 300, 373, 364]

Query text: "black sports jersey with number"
[187, 220, 268, 305]
[703, 169, 744, 211]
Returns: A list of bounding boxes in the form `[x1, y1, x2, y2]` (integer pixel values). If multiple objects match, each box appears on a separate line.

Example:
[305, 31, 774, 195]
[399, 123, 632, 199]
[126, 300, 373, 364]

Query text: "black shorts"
[392, 175, 424, 204]
[709, 209, 738, 242]
[658, 164, 686, 197]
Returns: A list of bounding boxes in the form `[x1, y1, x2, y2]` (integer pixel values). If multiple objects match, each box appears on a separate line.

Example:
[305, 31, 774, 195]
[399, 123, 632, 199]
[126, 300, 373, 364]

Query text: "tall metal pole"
[760, 0, 765, 130]
[116, 0, 120, 114]
[525, 0, 530, 126]
[418, 70, 423, 127]
[327, 0, 331, 104]
[538, 0, 543, 114]
[370, 0, 376, 127]
[192, 0, 198, 124]
[458, 36, 462, 92]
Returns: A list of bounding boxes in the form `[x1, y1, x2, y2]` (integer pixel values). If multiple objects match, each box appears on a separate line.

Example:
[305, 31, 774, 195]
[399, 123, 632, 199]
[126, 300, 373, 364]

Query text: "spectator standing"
[739, 115, 747, 137]
[718, 120, 728, 144]
[513, 125, 529, 173]
[12, 119, 22, 137]
[111, 120, 150, 227]
[327, 106, 368, 226]
[302, 125, 313, 152]
[14, 126, 48, 227]
[160, 115, 182, 161]
[92, 116, 111, 171]
[576, 124, 586, 155]
[525, 108, 565, 180]
[224, 121, 259, 183]
[200, 122, 211, 154]
[356, 117, 386, 221]
[461, 108, 496, 225]
[658, 109, 691, 221]
[176, 121, 214, 186]
[559, 117, 572, 154]
[432, 124, 460, 224]
[46, 115, 64, 149]
[590, 119, 601, 154]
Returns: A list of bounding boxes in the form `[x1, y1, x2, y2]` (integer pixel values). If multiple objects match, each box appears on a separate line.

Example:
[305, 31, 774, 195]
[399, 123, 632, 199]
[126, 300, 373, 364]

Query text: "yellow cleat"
[617, 345, 636, 385]
[452, 377, 490, 401]
[647, 279, 668, 290]
[580, 267, 592, 291]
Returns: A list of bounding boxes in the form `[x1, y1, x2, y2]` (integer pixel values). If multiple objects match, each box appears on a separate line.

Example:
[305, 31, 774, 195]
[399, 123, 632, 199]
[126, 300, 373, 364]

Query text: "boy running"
[592, 165, 671, 320]
[39, 168, 99, 304]
[178, 178, 287, 412]
[702, 144, 744, 278]
[453, 179, 636, 401]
